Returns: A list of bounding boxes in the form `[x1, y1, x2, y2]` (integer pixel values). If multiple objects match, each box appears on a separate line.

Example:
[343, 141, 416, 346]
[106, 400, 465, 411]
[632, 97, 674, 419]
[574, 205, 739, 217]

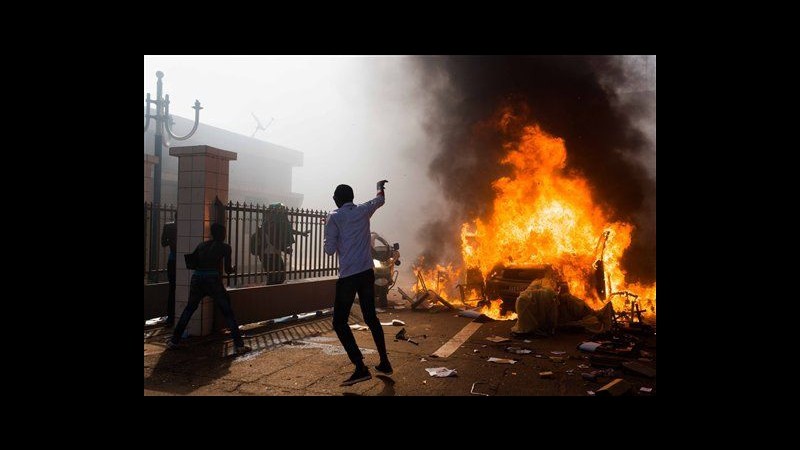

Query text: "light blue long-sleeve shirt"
[324, 192, 385, 278]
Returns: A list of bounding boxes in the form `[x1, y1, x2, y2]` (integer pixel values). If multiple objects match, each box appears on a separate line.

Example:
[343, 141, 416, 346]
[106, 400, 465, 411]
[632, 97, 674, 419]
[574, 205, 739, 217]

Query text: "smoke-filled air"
[143, 55, 655, 315]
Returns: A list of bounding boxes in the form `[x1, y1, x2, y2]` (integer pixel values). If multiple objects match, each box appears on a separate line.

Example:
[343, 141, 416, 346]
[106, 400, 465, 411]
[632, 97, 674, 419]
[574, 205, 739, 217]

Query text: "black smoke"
[414, 56, 656, 284]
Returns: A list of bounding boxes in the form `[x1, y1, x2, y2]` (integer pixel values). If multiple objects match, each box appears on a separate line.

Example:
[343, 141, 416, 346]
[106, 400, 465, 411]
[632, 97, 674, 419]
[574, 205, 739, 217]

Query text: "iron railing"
[143, 202, 177, 283]
[143, 201, 338, 287]
[224, 202, 338, 288]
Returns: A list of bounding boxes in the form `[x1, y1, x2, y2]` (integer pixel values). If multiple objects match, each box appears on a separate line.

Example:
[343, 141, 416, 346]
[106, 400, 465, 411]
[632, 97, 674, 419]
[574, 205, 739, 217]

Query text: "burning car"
[484, 263, 563, 307]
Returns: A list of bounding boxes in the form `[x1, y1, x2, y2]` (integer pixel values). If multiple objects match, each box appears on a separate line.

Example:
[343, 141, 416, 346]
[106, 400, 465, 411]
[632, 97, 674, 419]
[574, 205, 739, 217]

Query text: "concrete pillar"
[170, 145, 237, 337]
[144, 154, 159, 203]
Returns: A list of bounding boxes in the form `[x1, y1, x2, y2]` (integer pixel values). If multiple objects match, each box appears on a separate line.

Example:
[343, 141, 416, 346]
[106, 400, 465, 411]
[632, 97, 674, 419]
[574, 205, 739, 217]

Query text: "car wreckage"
[371, 232, 401, 307]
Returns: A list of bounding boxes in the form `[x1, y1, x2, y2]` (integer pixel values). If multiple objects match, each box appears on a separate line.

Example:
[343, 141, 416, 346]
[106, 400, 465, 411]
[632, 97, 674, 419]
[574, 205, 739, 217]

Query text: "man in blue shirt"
[324, 180, 393, 386]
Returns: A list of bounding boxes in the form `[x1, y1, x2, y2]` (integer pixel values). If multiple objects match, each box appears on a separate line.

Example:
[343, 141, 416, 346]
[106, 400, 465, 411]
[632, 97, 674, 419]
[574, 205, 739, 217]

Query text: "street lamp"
[144, 71, 202, 282]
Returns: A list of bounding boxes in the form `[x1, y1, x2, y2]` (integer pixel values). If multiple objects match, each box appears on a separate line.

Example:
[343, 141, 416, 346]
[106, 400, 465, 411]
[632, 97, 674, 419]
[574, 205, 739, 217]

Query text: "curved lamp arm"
[165, 97, 203, 141]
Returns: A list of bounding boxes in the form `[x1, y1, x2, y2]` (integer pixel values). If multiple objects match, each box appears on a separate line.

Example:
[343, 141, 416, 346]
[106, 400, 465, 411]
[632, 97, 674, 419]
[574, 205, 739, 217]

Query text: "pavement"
[144, 303, 656, 396]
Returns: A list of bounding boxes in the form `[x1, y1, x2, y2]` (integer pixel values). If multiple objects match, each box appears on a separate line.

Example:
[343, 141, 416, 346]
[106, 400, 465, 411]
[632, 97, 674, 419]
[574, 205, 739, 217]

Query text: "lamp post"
[144, 71, 202, 282]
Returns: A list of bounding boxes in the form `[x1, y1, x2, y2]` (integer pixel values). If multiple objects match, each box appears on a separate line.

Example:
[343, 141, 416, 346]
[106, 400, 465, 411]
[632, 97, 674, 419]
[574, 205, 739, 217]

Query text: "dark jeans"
[172, 273, 245, 347]
[166, 258, 176, 323]
[332, 269, 388, 368]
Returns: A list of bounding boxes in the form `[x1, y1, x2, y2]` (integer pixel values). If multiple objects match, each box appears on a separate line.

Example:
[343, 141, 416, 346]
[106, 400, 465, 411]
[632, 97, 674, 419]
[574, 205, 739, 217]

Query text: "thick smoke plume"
[414, 56, 656, 283]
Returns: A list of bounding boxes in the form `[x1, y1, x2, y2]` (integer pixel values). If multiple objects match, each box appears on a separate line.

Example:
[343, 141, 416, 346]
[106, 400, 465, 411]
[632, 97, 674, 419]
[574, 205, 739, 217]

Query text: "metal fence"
[143, 201, 338, 287]
[225, 202, 338, 288]
[144, 202, 176, 283]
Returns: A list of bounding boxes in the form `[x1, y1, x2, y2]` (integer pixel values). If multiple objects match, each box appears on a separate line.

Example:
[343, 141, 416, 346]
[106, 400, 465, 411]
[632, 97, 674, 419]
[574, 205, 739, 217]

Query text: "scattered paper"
[473, 349, 479, 353]
[539, 371, 554, 378]
[587, 390, 596, 396]
[506, 347, 532, 354]
[523, 340, 532, 343]
[550, 351, 567, 355]
[425, 367, 458, 377]
[380, 319, 406, 326]
[488, 357, 517, 364]
[349, 324, 369, 331]
[486, 336, 511, 343]
[578, 364, 590, 369]
[420, 358, 427, 362]
[578, 341, 602, 352]
[375, 308, 386, 313]
[640, 387, 653, 393]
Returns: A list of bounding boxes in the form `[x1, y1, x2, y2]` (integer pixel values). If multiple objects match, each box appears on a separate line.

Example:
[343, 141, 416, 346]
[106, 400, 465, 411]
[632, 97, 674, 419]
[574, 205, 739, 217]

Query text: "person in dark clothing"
[167, 223, 251, 355]
[252, 203, 309, 285]
[324, 180, 392, 386]
[160, 216, 177, 326]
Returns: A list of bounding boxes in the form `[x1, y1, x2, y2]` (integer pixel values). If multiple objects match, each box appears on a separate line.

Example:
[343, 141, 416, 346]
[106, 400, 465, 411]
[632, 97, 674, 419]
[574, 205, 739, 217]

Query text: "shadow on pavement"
[145, 313, 352, 395]
[341, 374, 395, 397]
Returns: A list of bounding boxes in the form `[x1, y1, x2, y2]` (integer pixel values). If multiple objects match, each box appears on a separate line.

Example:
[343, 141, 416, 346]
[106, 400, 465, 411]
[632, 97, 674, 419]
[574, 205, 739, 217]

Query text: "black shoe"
[375, 361, 394, 375]
[340, 367, 372, 386]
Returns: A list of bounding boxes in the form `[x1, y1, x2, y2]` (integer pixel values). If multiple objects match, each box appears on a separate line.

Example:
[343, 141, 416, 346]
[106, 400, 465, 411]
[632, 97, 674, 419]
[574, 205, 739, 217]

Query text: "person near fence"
[160, 214, 177, 326]
[324, 180, 393, 386]
[167, 223, 251, 355]
[251, 203, 309, 284]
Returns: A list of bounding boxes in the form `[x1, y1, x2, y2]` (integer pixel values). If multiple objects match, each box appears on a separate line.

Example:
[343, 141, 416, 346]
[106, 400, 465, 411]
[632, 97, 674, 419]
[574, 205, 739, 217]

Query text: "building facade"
[144, 113, 304, 207]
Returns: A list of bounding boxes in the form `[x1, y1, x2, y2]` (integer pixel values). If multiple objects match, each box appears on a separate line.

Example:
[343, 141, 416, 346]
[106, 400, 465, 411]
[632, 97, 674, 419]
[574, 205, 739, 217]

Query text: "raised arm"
[356, 180, 387, 218]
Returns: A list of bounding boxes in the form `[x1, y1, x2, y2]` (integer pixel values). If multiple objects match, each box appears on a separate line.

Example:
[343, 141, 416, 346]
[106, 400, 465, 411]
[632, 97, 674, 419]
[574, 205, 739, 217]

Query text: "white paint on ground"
[431, 321, 483, 358]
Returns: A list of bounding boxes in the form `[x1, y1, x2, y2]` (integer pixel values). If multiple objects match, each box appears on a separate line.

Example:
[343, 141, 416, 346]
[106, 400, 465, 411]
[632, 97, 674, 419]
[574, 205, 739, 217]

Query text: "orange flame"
[411, 257, 462, 303]
[461, 114, 655, 317]
[479, 299, 518, 321]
